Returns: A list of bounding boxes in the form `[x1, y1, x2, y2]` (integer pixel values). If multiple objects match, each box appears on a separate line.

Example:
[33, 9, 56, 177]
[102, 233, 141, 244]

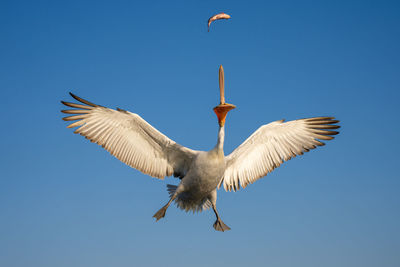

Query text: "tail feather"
[202, 199, 212, 210]
[166, 184, 212, 212]
[167, 184, 177, 197]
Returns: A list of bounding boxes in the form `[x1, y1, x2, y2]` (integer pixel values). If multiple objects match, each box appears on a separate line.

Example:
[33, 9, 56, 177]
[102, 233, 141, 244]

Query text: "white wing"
[220, 117, 340, 191]
[62, 93, 197, 179]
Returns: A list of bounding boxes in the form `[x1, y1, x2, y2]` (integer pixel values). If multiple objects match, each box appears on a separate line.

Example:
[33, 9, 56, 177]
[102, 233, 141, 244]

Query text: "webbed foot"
[153, 206, 167, 221]
[213, 219, 231, 232]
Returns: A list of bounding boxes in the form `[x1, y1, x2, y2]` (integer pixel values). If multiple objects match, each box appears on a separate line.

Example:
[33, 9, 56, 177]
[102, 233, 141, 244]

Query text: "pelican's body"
[180, 150, 224, 203]
[167, 126, 226, 211]
[172, 149, 224, 210]
[61, 66, 339, 232]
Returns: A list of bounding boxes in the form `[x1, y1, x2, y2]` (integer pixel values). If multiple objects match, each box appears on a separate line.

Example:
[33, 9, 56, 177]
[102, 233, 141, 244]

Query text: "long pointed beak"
[219, 65, 225, 105]
[214, 65, 236, 126]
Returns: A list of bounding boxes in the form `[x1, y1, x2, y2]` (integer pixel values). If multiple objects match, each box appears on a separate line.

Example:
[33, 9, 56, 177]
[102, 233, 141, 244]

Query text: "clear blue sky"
[1, 0, 399, 266]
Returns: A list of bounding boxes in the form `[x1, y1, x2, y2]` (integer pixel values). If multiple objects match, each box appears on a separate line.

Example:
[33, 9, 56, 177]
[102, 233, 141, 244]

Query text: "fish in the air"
[207, 13, 231, 32]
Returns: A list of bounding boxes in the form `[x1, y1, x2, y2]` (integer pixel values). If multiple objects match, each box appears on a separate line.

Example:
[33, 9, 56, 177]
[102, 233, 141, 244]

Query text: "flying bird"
[61, 66, 339, 232]
[208, 12, 231, 32]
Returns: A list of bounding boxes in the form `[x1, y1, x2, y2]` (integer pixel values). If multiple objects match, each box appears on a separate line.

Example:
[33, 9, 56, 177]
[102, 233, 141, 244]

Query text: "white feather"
[63, 95, 197, 179]
[220, 117, 339, 191]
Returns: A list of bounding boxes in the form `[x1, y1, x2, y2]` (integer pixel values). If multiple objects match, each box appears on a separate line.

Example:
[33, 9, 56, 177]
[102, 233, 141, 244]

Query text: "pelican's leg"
[210, 190, 231, 232]
[153, 186, 181, 221]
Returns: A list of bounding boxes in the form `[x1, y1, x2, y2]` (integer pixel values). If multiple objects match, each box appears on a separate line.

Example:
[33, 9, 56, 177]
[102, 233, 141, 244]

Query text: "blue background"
[1, 0, 399, 266]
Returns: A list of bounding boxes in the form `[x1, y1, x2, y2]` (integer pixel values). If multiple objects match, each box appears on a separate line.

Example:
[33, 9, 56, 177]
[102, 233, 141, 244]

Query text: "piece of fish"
[207, 13, 231, 32]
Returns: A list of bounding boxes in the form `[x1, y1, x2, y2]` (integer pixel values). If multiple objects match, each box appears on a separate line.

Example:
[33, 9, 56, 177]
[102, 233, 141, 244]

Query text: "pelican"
[61, 65, 339, 232]
[207, 13, 231, 32]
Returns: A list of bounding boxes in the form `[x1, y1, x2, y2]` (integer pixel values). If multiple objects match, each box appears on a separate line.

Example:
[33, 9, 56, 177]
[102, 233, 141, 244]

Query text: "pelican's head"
[213, 65, 236, 127]
[214, 103, 236, 127]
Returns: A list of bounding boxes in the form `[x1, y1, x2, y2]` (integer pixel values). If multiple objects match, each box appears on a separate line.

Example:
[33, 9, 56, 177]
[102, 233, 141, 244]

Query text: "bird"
[61, 65, 339, 232]
[207, 12, 231, 32]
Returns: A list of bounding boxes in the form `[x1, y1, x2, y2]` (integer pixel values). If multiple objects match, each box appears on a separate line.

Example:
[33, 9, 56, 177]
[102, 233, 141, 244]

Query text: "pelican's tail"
[166, 184, 212, 213]
[167, 184, 177, 198]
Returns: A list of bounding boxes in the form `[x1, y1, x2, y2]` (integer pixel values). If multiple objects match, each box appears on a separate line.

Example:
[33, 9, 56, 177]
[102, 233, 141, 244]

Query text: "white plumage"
[62, 96, 196, 180]
[61, 66, 339, 231]
[221, 117, 338, 191]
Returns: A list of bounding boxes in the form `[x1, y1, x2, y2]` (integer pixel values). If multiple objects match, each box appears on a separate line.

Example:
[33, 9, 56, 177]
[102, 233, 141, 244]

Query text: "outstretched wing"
[220, 117, 340, 191]
[61, 93, 197, 179]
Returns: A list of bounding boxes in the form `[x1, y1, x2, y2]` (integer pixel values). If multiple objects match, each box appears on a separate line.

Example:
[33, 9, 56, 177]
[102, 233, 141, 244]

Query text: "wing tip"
[69, 92, 98, 107]
[116, 107, 129, 114]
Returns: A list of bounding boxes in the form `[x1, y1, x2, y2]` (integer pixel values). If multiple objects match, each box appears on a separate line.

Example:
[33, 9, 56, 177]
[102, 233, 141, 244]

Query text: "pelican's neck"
[215, 125, 225, 152]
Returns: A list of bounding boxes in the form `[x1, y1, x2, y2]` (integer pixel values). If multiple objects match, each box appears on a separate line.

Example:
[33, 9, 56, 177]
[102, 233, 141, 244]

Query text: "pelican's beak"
[214, 65, 236, 126]
[214, 103, 236, 127]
